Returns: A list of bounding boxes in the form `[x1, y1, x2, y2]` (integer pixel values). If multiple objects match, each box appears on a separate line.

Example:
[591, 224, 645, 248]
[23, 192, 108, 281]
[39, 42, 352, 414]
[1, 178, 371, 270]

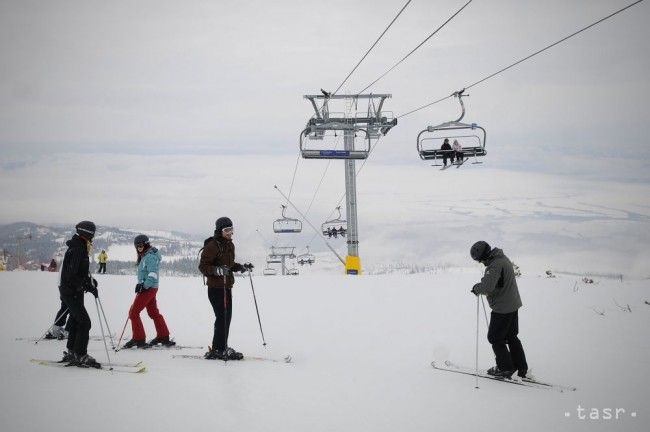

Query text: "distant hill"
[0, 222, 203, 276]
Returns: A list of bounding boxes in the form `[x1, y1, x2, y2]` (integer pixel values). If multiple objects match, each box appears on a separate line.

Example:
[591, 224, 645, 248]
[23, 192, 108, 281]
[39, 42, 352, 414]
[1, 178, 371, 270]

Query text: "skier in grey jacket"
[471, 241, 528, 378]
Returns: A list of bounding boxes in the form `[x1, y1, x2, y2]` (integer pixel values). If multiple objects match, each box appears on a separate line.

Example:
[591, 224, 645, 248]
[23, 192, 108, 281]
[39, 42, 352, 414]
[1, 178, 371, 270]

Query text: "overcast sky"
[1, 0, 649, 273]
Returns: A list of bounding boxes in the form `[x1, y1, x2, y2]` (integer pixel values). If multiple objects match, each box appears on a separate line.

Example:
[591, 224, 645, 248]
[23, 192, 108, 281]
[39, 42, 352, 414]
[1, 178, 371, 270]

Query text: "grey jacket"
[473, 248, 522, 314]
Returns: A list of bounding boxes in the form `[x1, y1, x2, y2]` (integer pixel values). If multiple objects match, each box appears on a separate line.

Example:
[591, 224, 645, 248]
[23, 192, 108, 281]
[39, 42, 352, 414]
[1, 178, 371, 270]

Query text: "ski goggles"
[222, 227, 234, 234]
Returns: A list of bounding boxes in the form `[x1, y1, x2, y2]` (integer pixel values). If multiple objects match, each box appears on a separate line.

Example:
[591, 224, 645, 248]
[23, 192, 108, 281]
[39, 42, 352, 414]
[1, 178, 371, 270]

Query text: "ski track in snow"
[1, 271, 648, 432]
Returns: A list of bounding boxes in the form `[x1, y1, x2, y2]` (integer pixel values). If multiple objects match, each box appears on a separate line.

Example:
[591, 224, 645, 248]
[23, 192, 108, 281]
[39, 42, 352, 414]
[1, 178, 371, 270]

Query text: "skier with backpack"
[470, 241, 528, 379]
[199, 217, 254, 360]
[58, 221, 101, 368]
[122, 234, 175, 348]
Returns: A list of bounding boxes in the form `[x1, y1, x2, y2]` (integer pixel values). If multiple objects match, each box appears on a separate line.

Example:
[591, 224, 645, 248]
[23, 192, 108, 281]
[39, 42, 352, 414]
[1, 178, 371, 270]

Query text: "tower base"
[345, 256, 361, 275]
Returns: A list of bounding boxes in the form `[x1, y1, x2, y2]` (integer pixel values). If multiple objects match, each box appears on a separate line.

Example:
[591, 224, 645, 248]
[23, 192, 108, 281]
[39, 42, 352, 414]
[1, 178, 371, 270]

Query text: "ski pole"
[94, 296, 113, 369]
[248, 270, 267, 347]
[34, 306, 69, 345]
[475, 294, 480, 390]
[115, 315, 129, 352]
[223, 272, 228, 363]
[97, 297, 116, 349]
[480, 296, 489, 328]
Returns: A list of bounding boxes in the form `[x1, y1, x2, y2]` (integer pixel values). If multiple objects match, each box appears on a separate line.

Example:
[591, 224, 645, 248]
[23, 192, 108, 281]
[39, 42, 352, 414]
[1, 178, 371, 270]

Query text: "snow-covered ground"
[1, 270, 648, 432]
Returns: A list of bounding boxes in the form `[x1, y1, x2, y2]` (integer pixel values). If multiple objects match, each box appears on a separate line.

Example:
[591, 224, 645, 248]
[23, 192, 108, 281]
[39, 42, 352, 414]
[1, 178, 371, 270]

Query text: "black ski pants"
[98, 263, 106, 273]
[54, 300, 70, 328]
[487, 310, 528, 372]
[61, 293, 91, 356]
[208, 287, 232, 351]
[442, 152, 455, 166]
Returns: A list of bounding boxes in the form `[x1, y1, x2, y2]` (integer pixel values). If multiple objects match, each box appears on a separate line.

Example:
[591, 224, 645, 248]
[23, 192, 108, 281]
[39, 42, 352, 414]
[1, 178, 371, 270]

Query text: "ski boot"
[69, 353, 101, 369]
[487, 366, 514, 379]
[122, 339, 148, 349]
[224, 347, 244, 360]
[147, 336, 176, 347]
[45, 325, 66, 340]
[204, 348, 227, 360]
[60, 350, 76, 363]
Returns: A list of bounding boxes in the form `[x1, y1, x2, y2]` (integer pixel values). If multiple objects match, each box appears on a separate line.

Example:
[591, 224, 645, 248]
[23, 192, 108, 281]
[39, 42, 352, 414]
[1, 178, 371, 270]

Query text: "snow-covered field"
[1, 270, 648, 432]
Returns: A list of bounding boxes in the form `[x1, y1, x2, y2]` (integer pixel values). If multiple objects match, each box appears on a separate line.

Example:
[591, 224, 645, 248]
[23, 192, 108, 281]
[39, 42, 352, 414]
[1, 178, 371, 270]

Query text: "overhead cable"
[398, 0, 645, 119]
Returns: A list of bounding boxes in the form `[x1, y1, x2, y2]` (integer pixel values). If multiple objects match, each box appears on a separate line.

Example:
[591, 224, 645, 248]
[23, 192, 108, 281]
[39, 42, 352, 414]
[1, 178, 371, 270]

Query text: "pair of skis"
[431, 360, 576, 392]
[172, 354, 292, 363]
[30, 358, 146, 374]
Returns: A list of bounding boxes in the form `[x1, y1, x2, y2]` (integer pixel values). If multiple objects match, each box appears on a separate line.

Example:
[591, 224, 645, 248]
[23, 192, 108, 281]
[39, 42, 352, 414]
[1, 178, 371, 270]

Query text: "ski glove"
[135, 283, 145, 294]
[213, 266, 230, 276]
[84, 278, 99, 298]
[243, 262, 254, 271]
[471, 284, 479, 296]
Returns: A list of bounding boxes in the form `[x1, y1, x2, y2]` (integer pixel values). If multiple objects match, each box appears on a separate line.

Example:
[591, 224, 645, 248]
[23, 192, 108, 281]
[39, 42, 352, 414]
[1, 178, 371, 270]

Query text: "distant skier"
[452, 139, 464, 164]
[47, 258, 57, 272]
[199, 217, 254, 360]
[58, 221, 101, 368]
[440, 138, 454, 167]
[470, 241, 528, 379]
[97, 250, 108, 274]
[122, 235, 174, 348]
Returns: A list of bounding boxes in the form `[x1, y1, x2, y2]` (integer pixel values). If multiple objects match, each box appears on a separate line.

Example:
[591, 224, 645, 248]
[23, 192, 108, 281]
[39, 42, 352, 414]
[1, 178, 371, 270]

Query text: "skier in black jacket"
[58, 221, 101, 368]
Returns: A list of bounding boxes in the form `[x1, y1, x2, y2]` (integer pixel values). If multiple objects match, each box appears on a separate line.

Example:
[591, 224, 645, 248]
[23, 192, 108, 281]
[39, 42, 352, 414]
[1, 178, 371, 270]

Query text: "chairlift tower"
[269, 246, 296, 276]
[301, 93, 397, 274]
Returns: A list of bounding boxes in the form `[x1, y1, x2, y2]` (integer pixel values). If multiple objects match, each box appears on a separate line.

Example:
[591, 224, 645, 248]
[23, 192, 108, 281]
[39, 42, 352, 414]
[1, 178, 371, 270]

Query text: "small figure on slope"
[97, 250, 108, 274]
[470, 240, 529, 379]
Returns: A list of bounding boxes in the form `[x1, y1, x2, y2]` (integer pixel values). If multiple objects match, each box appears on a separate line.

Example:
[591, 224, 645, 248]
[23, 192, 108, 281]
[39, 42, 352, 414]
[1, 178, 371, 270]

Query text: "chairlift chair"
[297, 246, 316, 266]
[270, 246, 296, 259]
[416, 89, 487, 166]
[263, 267, 278, 276]
[273, 205, 302, 233]
[321, 206, 347, 239]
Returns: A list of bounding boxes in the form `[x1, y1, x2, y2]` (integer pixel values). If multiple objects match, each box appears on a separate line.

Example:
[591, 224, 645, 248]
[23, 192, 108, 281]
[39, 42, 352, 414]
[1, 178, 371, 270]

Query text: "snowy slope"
[0, 271, 648, 432]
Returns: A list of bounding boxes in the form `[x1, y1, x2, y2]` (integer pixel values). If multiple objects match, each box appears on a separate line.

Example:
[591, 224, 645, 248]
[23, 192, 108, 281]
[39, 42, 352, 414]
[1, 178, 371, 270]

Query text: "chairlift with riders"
[321, 206, 347, 239]
[297, 246, 316, 266]
[416, 89, 486, 168]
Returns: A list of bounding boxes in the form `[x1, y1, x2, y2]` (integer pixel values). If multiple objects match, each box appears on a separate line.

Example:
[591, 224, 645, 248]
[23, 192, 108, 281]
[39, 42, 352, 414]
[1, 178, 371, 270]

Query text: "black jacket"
[59, 235, 91, 296]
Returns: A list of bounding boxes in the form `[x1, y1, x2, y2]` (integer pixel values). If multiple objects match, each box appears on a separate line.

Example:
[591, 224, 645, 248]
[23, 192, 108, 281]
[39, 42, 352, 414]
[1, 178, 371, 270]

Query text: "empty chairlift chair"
[273, 205, 302, 233]
[416, 89, 487, 167]
[263, 267, 278, 276]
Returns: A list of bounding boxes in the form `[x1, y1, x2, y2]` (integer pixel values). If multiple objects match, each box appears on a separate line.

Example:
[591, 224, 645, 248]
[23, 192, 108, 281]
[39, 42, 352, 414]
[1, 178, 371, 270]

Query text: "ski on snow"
[115, 344, 203, 352]
[431, 361, 576, 392]
[30, 359, 146, 374]
[17, 335, 114, 343]
[172, 354, 293, 363]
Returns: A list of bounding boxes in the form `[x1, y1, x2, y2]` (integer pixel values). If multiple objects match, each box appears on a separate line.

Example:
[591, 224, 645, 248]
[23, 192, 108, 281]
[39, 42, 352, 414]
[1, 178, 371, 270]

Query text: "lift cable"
[332, 0, 414, 96]
[358, 0, 474, 94]
[398, 0, 645, 119]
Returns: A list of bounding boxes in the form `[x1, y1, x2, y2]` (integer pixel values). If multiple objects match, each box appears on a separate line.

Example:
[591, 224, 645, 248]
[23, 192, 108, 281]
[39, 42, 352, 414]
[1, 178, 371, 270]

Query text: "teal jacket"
[137, 247, 161, 289]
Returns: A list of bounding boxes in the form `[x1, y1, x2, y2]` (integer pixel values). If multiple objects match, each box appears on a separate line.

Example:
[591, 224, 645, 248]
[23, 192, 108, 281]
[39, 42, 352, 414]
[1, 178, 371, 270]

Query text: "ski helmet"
[215, 217, 233, 233]
[75, 221, 96, 240]
[133, 234, 149, 247]
[470, 241, 491, 262]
